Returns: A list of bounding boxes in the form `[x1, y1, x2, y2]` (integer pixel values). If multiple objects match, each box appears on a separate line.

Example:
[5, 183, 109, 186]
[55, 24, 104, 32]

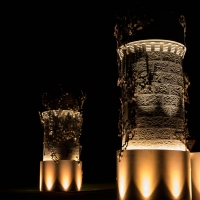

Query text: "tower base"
[116, 149, 191, 200]
[40, 160, 82, 191]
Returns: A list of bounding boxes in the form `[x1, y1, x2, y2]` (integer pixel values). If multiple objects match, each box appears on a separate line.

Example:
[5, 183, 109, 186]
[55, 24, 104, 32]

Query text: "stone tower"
[115, 11, 192, 200]
[117, 39, 187, 153]
[39, 91, 86, 191]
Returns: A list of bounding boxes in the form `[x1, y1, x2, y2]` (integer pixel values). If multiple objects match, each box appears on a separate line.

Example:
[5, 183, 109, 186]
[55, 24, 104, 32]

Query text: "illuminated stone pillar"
[117, 40, 187, 151]
[42, 110, 82, 162]
[39, 109, 83, 191]
[116, 39, 191, 200]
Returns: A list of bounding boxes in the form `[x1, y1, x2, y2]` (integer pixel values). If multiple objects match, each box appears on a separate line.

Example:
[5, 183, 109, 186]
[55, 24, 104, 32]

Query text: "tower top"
[114, 11, 186, 48]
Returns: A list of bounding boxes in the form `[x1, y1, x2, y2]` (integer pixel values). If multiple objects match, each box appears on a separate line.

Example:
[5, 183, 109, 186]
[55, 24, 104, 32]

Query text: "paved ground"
[0, 183, 117, 200]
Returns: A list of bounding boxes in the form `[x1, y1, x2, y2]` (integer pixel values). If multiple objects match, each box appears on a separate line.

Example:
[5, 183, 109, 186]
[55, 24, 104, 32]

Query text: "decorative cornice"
[117, 39, 186, 60]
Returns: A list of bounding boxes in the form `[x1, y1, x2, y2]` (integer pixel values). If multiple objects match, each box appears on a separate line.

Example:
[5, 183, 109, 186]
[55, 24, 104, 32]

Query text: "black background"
[1, 1, 199, 189]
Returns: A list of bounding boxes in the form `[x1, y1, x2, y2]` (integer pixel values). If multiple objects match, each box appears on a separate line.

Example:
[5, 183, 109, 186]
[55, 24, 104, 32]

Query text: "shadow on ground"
[0, 182, 117, 200]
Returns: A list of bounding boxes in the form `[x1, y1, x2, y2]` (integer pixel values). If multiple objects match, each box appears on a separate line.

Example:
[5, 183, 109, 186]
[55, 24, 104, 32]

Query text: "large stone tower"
[115, 11, 192, 200]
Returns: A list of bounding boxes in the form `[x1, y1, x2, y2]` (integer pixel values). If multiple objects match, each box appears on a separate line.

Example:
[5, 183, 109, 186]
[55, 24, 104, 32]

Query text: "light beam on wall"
[172, 171, 181, 198]
[63, 178, 69, 190]
[76, 168, 82, 191]
[141, 176, 151, 198]
[46, 175, 54, 191]
[119, 175, 125, 199]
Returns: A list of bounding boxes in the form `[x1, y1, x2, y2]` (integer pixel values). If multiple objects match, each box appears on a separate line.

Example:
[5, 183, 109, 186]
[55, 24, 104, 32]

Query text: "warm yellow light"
[167, 170, 182, 199]
[133, 152, 159, 199]
[74, 163, 82, 191]
[142, 176, 151, 198]
[77, 175, 82, 191]
[119, 176, 125, 199]
[46, 176, 54, 191]
[172, 176, 180, 198]
[117, 159, 127, 200]
[39, 180, 42, 191]
[163, 152, 190, 199]
[59, 168, 72, 191]
[43, 162, 56, 191]
[62, 177, 69, 190]
[117, 150, 190, 200]
[39, 164, 42, 191]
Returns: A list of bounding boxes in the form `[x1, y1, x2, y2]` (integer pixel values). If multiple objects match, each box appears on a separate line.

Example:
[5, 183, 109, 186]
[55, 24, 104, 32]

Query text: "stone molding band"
[117, 39, 186, 60]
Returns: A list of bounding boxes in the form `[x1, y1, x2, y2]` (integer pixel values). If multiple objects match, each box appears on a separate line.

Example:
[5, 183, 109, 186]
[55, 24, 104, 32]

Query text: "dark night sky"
[1, 1, 199, 189]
